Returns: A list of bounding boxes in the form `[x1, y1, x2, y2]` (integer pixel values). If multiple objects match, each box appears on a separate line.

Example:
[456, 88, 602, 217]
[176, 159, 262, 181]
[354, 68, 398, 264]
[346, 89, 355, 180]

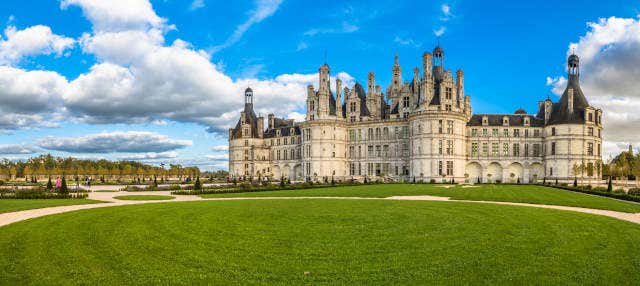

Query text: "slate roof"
[467, 114, 545, 127]
[547, 74, 590, 125]
[230, 105, 259, 139]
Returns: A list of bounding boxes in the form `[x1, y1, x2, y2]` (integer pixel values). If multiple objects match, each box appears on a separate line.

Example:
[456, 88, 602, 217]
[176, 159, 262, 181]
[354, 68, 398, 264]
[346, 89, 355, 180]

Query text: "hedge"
[543, 184, 640, 203]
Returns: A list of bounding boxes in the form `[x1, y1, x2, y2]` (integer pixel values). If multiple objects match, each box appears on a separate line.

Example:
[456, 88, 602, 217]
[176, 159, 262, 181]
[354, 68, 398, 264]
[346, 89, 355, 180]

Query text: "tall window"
[445, 87, 452, 100]
[482, 143, 488, 156]
[551, 127, 556, 136]
[438, 161, 443, 175]
[438, 120, 443, 134]
[491, 143, 499, 156]
[587, 142, 594, 156]
[503, 143, 509, 156]
[533, 144, 541, 157]
[471, 142, 479, 156]
[513, 143, 520, 157]
[368, 145, 374, 157]
[447, 120, 454, 134]
[349, 102, 357, 112]
[493, 129, 499, 137]
[588, 127, 594, 136]
[438, 140, 443, 155]
[402, 97, 410, 108]
[513, 129, 520, 137]
[471, 129, 478, 137]
[524, 144, 529, 157]
[502, 129, 508, 137]
[446, 140, 454, 155]
[551, 142, 556, 155]
[446, 161, 454, 176]
[310, 100, 315, 111]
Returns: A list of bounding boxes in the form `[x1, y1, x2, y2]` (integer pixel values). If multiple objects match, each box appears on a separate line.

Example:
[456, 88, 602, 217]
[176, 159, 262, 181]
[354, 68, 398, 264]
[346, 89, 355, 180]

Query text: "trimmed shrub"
[194, 176, 202, 190]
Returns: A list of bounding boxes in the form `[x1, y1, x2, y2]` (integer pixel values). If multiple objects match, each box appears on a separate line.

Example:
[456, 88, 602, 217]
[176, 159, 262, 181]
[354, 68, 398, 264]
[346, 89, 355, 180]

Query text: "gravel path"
[1, 192, 639, 228]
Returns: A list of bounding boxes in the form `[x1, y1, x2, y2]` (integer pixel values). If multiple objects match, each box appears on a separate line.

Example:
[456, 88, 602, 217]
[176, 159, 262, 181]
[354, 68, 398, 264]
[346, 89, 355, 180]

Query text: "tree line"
[0, 154, 203, 183]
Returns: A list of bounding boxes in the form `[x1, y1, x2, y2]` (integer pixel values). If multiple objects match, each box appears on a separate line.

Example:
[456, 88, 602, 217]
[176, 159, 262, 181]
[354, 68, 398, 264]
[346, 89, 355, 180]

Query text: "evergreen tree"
[194, 176, 202, 190]
[573, 177, 578, 187]
[364, 176, 368, 184]
[153, 176, 158, 187]
[46, 177, 53, 191]
[280, 176, 285, 188]
[59, 177, 68, 194]
[543, 177, 546, 185]
[555, 178, 558, 185]
[607, 176, 613, 192]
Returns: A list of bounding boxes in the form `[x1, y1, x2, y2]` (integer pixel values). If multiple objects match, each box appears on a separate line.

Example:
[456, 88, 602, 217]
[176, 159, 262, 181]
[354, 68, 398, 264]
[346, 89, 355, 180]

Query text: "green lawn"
[201, 184, 640, 213]
[0, 199, 639, 284]
[113, 195, 174, 201]
[0, 199, 103, 214]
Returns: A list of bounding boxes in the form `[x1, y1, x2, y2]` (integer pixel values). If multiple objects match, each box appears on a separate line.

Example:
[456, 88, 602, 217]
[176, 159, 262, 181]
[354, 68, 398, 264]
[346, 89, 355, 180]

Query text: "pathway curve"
[1, 192, 640, 228]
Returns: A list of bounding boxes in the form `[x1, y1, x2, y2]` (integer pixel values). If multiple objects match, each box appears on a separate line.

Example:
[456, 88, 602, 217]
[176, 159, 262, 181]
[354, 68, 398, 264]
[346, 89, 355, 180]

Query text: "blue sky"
[0, 0, 639, 170]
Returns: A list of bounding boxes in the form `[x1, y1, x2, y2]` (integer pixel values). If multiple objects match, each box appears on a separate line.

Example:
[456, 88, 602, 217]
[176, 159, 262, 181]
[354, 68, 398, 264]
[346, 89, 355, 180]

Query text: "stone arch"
[487, 162, 503, 183]
[283, 165, 291, 180]
[465, 162, 482, 183]
[273, 165, 281, 180]
[293, 164, 302, 181]
[507, 162, 524, 183]
[529, 162, 544, 183]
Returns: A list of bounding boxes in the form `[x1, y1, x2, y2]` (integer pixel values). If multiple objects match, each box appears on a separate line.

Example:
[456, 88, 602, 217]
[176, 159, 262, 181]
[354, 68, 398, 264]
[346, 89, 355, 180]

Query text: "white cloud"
[303, 22, 359, 36]
[548, 16, 640, 159]
[119, 151, 178, 160]
[0, 66, 68, 132]
[0, 25, 75, 65]
[210, 0, 283, 53]
[211, 145, 229, 152]
[440, 4, 451, 21]
[60, 0, 168, 32]
[434, 26, 446, 37]
[190, 0, 205, 11]
[37, 131, 192, 153]
[394, 36, 421, 47]
[296, 41, 309, 51]
[205, 154, 228, 161]
[0, 144, 39, 154]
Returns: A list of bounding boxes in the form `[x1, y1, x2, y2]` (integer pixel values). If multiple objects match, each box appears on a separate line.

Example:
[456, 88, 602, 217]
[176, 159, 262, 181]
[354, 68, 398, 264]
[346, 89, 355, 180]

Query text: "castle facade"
[229, 46, 603, 183]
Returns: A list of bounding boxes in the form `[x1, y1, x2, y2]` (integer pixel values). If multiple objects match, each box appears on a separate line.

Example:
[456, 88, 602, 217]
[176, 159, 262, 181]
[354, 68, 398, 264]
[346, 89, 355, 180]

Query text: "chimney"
[257, 115, 264, 138]
[268, 114, 275, 129]
[544, 99, 552, 124]
[567, 88, 574, 114]
[336, 79, 342, 117]
[422, 52, 432, 79]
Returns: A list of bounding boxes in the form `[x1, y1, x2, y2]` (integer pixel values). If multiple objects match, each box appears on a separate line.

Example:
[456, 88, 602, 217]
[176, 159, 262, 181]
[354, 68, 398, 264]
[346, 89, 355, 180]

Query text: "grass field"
[0, 199, 103, 214]
[0, 199, 638, 285]
[113, 195, 174, 201]
[201, 184, 640, 213]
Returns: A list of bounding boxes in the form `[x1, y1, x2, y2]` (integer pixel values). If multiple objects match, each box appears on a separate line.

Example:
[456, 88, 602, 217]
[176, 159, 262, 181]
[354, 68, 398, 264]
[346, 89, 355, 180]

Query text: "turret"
[392, 54, 402, 88]
[367, 71, 375, 96]
[244, 87, 254, 112]
[268, 113, 275, 129]
[319, 63, 330, 94]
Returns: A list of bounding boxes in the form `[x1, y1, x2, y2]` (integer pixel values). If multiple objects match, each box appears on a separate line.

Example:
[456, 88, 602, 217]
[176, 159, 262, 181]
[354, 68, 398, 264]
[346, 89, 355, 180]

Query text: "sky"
[0, 0, 639, 170]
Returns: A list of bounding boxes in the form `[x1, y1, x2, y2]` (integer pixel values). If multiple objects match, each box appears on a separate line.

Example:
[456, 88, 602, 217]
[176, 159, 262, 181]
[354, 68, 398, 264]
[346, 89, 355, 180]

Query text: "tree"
[194, 176, 202, 190]
[59, 177, 68, 194]
[573, 177, 578, 187]
[46, 177, 53, 191]
[607, 176, 613, 192]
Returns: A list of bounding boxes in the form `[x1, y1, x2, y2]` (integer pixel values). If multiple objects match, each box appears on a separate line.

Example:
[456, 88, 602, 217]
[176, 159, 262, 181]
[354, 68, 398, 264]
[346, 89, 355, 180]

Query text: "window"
[277, 150, 281, 160]
[446, 140, 454, 155]
[402, 126, 409, 138]
[283, 150, 288, 160]
[445, 105, 452, 111]
[350, 163, 356, 175]
[403, 112, 409, 119]
[524, 144, 529, 157]
[588, 127, 594, 136]
[549, 167, 553, 176]
[588, 113, 593, 122]
[447, 121, 454, 134]
[350, 116, 357, 122]
[438, 120, 443, 134]
[375, 145, 381, 157]
[349, 130, 356, 141]
[309, 114, 314, 120]
[551, 142, 556, 155]
[493, 129, 499, 137]
[513, 129, 520, 137]
[482, 128, 488, 137]
[491, 143, 499, 156]
[368, 128, 373, 140]
[438, 161, 443, 175]
[551, 127, 556, 136]
[284, 138, 288, 145]
[525, 129, 529, 138]
[534, 129, 540, 137]
[358, 129, 362, 140]
[503, 143, 509, 156]
[375, 128, 381, 140]
[597, 143, 601, 156]
[383, 127, 389, 139]
[383, 145, 389, 157]
[402, 143, 409, 156]
[471, 129, 478, 137]
[438, 140, 443, 155]
[446, 161, 454, 176]
[587, 142, 594, 156]
[445, 87, 452, 100]
[471, 142, 479, 156]
[244, 140, 248, 147]
[482, 143, 488, 156]
[310, 100, 315, 111]
[402, 97, 410, 108]
[358, 146, 362, 158]
[513, 143, 520, 157]
[502, 129, 508, 138]
[368, 145, 374, 157]
[533, 144, 541, 157]
[349, 102, 357, 112]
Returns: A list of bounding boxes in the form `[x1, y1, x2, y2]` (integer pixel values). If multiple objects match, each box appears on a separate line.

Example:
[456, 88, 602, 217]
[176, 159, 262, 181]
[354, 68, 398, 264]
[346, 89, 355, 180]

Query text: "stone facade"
[229, 47, 603, 183]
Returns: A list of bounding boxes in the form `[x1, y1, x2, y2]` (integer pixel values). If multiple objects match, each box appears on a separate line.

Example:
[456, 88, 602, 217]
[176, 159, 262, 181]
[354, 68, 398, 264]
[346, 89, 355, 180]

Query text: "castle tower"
[544, 53, 603, 182]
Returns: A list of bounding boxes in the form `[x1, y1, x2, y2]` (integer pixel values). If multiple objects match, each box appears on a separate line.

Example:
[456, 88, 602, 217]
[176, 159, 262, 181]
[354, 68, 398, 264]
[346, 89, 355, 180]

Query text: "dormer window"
[588, 113, 593, 122]
[482, 116, 488, 126]
[276, 130, 281, 137]
[503, 116, 509, 126]
[524, 117, 530, 126]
